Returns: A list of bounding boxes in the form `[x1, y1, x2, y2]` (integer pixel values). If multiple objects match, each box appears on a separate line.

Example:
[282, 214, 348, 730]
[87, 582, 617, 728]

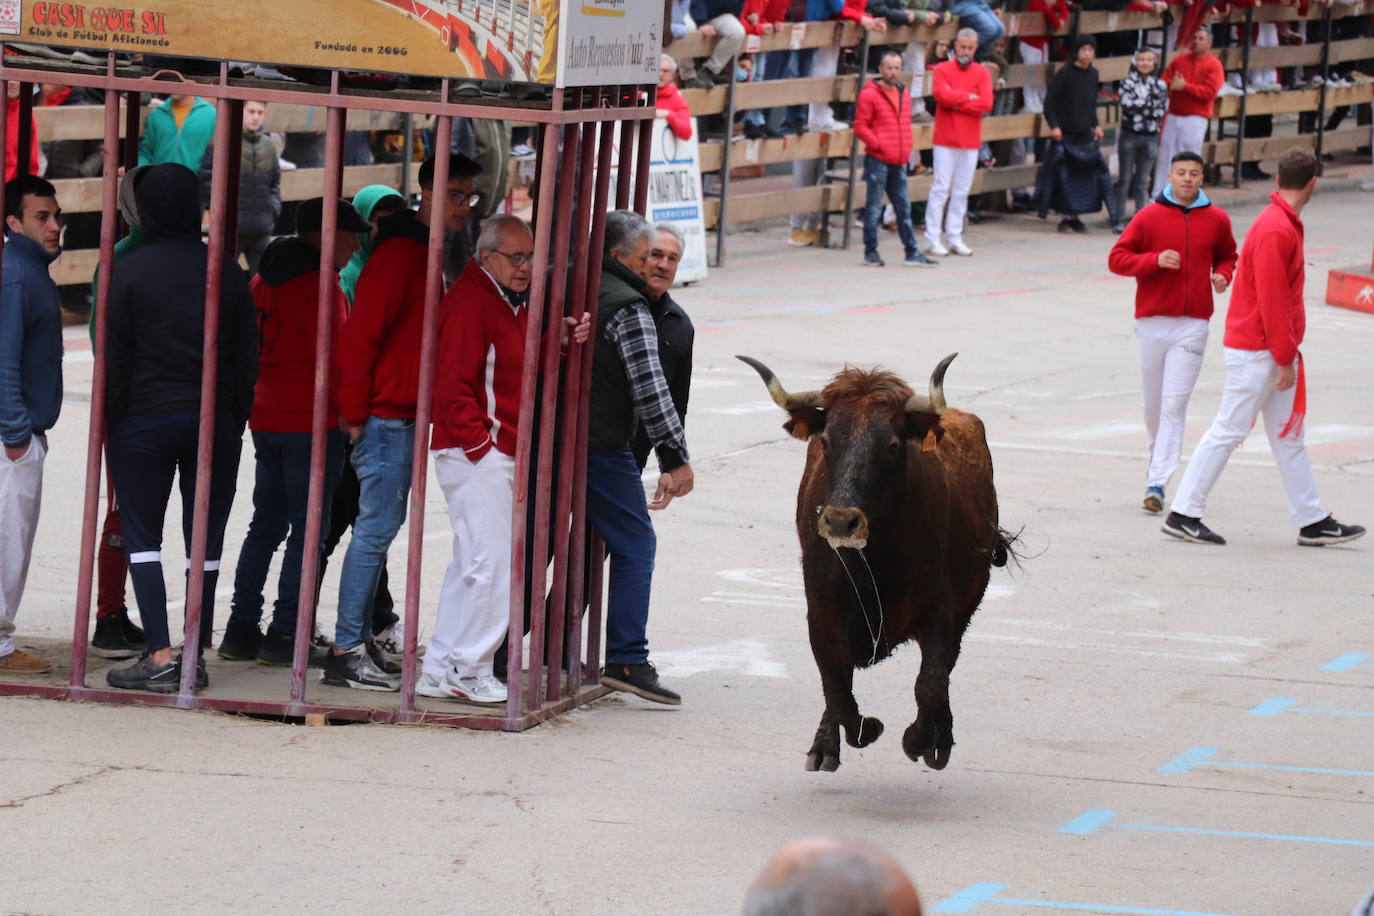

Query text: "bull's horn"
[736, 355, 824, 409]
[905, 352, 958, 415]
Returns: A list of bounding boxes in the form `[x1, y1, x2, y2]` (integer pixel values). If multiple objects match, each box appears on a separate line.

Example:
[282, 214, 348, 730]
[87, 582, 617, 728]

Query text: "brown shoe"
[0, 649, 53, 674]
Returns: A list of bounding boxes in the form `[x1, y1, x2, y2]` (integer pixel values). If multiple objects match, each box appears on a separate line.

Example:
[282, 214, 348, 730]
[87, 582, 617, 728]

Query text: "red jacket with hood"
[853, 78, 913, 166]
[1108, 187, 1237, 320]
[656, 81, 694, 141]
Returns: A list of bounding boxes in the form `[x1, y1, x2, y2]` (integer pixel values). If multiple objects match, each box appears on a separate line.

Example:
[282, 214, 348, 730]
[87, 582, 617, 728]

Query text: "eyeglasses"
[491, 250, 535, 267]
[447, 191, 482, 207]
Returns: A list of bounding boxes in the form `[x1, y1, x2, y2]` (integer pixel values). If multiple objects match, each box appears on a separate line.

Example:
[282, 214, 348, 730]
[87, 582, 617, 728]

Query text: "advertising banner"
[8, 1, 660, 87]
[608, 117, 709, 287]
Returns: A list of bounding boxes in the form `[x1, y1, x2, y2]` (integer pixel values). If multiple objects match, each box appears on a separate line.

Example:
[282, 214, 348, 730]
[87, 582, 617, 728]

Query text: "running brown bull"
[739, 353, 1015, 772]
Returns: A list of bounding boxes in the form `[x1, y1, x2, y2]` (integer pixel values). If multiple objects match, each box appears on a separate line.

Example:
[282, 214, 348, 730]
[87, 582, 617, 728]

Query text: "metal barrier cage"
[0, 52, 657, 730]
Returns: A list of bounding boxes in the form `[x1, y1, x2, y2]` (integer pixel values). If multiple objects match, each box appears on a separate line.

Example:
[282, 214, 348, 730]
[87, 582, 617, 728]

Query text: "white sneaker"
[926, 241, 949, 257]
[415, 670, 460, 699]
[451, 673, 507, 705]
[809, 119, 848, 133]
[373, 624, 423, 663]
[1217, 83, 1244, 97]
[948, 240, 973, 257]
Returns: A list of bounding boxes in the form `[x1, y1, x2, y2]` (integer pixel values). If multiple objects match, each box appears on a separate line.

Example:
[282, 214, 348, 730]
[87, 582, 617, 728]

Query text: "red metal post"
[69, 68, 123, 688]
[16, 82, 33, 175]
[506, 118, 562, 721]
[289, 100, 345, 708]
[633, 113, 653, 215]
[616, 115, 636, 210]
[224, 98, 245, 258]
[398, 106, 452, 718]
[179, 84, 235, 699]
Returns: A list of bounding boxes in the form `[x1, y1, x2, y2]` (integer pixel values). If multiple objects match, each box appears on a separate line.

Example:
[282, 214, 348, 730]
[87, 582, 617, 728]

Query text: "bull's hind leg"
[806, 655, 884, 772]
[903, 631, 962, 770]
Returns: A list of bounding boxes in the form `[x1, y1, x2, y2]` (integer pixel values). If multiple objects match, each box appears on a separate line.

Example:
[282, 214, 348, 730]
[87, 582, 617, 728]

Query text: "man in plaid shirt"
[587, 210, 694, 706]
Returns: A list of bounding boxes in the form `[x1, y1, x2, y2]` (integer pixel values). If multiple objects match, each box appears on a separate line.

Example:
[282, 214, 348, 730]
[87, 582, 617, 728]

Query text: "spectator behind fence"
[1038, 33, 1123, 233]
[855, 51, 939, 267]
[948, 0, 1003, 60]
[657, 54, 695, 141]
[0, 175, 63, 676]
[1116, 47, 1168, 222]
[4, 83, 41, 180]
[138, 94, 216, 172]
[423, 216, 589, 705]
[326, 153, 480, 693]
[589, 210, 693, 707]
[1166, 148, 1366, 549]
[868, 0, 950, 114]
[1019, 0, 1069, 113]
[87, 166, 153, 661]
[1152, 27, 1223, 196]
[218, 198, 369, 667]
[633, 223, 696, 472]
[103, 163, 258, 694]
[685, 0, 748, 89]
[1108, 151, 1236, 515]
[925, 29, 991, 258]
[739, 0, 790, 139]
[742, 836, 923, 915]
[199, 99, 281, 276]
[811, 2, 888, 133]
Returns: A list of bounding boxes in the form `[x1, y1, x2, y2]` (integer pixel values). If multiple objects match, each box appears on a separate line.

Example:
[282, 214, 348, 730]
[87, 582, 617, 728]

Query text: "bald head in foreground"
[742, 836, 922, 916]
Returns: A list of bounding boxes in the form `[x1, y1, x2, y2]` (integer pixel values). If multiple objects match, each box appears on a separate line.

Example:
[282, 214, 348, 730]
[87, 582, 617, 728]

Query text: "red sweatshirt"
[656, 81, 694, 141]
[854, 78, 912, 166]
[741, 0, 789, 34]
[248, 238, 347, 433]
[430, 261, 529, 460]
[1108, 191, 1237, 320]
[931, 59, 992, 149]
[1160, 52, 1224, 118]
[1022, 0, 1069, 50]
[1224, 192, 1306, 366]
[839, 0, 867, 22]
[336, 214, 432, 424]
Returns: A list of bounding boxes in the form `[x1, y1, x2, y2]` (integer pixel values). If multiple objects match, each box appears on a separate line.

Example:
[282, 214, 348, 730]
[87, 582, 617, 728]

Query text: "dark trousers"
[1116, 129, 1158, 217]
[106, 412, 243, 653]
[319, 438, 399, 637]
[230, 429, 344, 636]
[585, 447, 656, 665]
[862, 155, 919, 258]
[238, 234, 271, 277]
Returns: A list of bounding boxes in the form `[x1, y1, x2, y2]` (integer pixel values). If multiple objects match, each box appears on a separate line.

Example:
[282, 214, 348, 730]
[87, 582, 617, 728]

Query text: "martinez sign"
[9, 0, 658, 88]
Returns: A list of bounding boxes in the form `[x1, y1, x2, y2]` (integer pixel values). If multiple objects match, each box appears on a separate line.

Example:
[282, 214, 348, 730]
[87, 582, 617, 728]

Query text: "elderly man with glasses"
[422, 215, 589, 703]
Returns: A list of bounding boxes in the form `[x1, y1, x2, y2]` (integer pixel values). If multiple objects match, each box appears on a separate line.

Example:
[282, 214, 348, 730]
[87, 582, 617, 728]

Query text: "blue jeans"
[782, 48, 815, 134]
[744, 50, 796, 128]
[585, 447, 656, 665]
[1116, 129, 1158, 218]
[230, 429, 344, 636]
[950, 0, 1005, 55]
[334, 416, 415, 650]
[862, 156, 919, 258]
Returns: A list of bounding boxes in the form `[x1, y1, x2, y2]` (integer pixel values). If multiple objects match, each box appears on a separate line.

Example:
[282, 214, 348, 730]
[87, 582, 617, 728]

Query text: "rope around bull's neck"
[830, 544, 884, 668]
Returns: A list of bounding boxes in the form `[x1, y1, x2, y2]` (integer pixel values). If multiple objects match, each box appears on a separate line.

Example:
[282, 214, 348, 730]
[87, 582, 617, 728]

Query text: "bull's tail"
[991, 526, 1025, 569]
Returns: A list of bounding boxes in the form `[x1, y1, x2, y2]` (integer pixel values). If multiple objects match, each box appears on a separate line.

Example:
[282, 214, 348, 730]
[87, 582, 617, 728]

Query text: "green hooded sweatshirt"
[339, 184, 406, 305]
[137, 96, 217, 172]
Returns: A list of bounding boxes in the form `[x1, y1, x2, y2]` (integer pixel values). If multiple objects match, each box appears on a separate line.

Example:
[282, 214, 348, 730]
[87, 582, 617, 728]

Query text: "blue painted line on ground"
[930, 884, 1247, 915]
[1159, 747, 1219, 773]
[1119, 823, 1374, 847]
[1160, 747, 1374, 777]
[1058, 809, 1117, 834]
[1323, 652, 1372, 672]
[1248, 697, 1297, 716]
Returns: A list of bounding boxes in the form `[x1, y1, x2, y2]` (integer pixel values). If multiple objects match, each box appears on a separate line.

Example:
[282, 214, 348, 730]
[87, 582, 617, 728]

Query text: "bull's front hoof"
[805, 750, 842, 772]
[922, 744, 953, 770]
[845, 715, 884, 748]
[902, 720, 949, 766]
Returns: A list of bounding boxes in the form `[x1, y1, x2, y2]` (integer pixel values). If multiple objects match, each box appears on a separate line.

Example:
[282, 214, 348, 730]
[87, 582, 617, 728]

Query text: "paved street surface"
[4, 183, 1373, 915]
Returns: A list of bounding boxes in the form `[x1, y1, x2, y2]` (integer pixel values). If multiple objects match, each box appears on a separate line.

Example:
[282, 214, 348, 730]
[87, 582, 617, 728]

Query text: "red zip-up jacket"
[839, 0, 867, 21]
[1160, 52, 1224, 118]
[1022, 0, 1069, 50]
[931, 59, 992, 149]
[1224, 192, 1306, 367]
[248, 237, 347, 433]
[656, 81, 694, 141]
[336, 212, 430, 424]
[1108, 190, 1237, 320]
[853, 78, 912, 166]
[741, 0, 789, 33]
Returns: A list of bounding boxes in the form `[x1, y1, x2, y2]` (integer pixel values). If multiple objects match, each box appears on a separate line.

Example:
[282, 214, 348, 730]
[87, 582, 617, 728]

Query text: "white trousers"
[0, 434, 46, 657]
[1153, 114, 1206, 196]
[1171, 348, 1326, 528]
[1136, 316, 1209, 489]
[1019, 42, 1048, 111]
[809, 45, 841, 128]
[426, 448, 515, 679]
[925, 145, 978, 246]
[902, 42, 927, 98]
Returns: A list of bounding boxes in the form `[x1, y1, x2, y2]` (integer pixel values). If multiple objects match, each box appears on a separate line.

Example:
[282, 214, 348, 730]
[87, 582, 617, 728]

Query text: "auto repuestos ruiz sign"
[13, 0, 658, 87]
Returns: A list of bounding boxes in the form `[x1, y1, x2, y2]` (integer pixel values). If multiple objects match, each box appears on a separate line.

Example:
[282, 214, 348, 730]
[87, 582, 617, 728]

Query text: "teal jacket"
[138, 97, 217, 171]
[339, 183, 405, 304]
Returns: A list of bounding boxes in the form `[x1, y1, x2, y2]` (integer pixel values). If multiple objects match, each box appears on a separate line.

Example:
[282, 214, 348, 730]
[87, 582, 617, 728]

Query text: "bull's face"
[736, 354, 958, 550]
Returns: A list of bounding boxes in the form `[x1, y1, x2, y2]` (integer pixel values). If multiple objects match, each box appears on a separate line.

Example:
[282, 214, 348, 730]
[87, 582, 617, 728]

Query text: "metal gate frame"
[0, 52, 655, 730]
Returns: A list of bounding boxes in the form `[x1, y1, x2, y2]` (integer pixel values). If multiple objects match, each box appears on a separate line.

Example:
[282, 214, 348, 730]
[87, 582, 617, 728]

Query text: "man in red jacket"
[421, 216, 590, 704]
[220, 198, 370, 665]
[325, 152, 482, 692]
[1166, 149, 1365, 547]
[1108, 152, 1237, 514]
[924, 29, 992, 257]
[855, 51, 937, 267]
[1152, 27, 1224, 196]
[656, 54, 694, 142]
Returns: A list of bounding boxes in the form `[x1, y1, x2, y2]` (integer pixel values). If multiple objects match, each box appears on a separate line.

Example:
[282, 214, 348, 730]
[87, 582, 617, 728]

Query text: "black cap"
[295, 197, 373, 234]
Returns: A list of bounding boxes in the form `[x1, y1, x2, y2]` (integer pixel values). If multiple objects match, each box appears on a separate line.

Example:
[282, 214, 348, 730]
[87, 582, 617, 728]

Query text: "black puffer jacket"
[199, 127, 281, 237]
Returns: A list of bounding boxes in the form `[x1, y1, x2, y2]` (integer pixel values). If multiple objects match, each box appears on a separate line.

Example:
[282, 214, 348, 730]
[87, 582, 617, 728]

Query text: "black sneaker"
[117, 608, 145, 648]
[320, 645, 399, 692]
[366, 639, 402, 675]
[217, 618, 262, 661]
[601, 662, 681, 706]
[1297, 516, 1366, 547]
[257, 628, 331, 668]
[862, 252, 885, 267]
[91, 614, 137, 659]
[107, 655, 181, 693]
[176, 653, 210, 690]
[1162, 511, 1226, 545]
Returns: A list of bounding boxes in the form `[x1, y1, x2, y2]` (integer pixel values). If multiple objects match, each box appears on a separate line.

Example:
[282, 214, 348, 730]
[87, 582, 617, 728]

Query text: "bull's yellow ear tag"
[921, 427, 938, 452]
